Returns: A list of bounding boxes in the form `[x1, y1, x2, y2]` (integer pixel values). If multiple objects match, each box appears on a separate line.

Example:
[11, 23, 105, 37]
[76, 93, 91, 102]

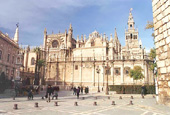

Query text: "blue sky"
[0, 0, 154, 51]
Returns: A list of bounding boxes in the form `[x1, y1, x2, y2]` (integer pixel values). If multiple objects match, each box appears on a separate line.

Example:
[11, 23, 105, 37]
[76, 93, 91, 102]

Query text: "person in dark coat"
[52, 90, 58, 100]
[77, 87, 80, 99]
[28, 90, 33, 100]
[87, 86, 89, 93]
[73, 87, 77, 95]
[85, 87, 87, 94]
[46, 85, 53, 102]
[80, 86, 83, 94]
[141, 84, 145, 96]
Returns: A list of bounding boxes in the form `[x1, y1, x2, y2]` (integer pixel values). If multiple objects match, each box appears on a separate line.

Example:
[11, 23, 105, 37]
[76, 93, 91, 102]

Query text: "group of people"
[45, 85, 58, 102]
[72, 86, 89, 99]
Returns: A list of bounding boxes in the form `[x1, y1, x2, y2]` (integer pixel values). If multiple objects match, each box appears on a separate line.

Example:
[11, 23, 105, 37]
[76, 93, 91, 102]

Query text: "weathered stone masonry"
[152, 0, 170, 104]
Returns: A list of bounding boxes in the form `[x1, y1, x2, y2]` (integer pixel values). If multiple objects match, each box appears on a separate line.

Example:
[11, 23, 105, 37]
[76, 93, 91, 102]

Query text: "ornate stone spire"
[81, 34, 83, 42]
[77, 35, 79, 42]
[44, 28, 47, 34]
[69, 23, 72, 30]
[114, 28, 118, 40]
[65, 29, 67, 34]
[110, 33, 113, 42]
[14, 23, 19, 43]
[128, 8, 135, 29]
[84, 35, 86, 42]
[103, 33, 106, 41]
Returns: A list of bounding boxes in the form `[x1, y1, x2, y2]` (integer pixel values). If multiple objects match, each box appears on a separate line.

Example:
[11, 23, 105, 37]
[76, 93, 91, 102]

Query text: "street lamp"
[96, 66, 100, 92]
[105, 41, 109, 95]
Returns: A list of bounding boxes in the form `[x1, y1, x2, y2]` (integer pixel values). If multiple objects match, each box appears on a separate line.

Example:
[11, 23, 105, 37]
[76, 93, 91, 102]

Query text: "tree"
[145, 21, 155, 38]
[33, 47, 41, 85]
[129, 66, 144, 83]
[37, 59, 45, 85]
[149, 48, 157, 75]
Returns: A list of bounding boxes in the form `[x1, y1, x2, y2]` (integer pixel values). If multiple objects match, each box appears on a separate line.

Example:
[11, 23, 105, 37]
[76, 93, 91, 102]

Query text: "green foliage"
[145, 21, 154, 29]
[37, 59, 45, 71]
[109, 85, 155, 94]
[145, 21, 155, 39]
[149, 48, 157, 74]
[149, 48, 156, 60]
[33, 47, 41, 54]
[129, 66, 144, 80]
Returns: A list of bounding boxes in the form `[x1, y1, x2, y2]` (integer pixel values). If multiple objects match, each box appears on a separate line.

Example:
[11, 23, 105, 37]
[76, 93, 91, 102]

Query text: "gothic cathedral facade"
[43, 10, 154, 90]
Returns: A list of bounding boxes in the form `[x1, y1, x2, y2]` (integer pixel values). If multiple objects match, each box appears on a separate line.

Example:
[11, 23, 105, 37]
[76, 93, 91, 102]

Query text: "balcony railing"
[47, 54, 150, 62]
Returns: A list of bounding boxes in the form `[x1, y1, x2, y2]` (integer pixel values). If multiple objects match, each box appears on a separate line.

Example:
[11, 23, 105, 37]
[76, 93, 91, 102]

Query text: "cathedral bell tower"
[125, 8, 139, 49]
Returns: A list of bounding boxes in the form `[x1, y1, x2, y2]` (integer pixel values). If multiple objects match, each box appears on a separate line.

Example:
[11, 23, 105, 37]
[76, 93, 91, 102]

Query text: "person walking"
[46, 85, 53, 102]
[80, 86, 83, 94]
[141, 84, 145, 96]
[52, 90, 58, 100]
[85, 87, 87, 94]
[77, 87, 80, 99]
[73, 87, 77, 95]
[28, 90, 33, 100]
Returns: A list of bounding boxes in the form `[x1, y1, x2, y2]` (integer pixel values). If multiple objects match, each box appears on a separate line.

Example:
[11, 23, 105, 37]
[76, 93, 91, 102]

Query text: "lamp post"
[105, 57, 109, 95]
[105, 41, 109, 95]
[96, 66, 100, 92]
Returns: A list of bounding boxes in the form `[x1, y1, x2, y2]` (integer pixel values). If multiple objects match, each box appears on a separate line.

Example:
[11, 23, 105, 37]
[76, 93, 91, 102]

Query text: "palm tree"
[33, 47, 41, 85]
[37, 59, 45, 85]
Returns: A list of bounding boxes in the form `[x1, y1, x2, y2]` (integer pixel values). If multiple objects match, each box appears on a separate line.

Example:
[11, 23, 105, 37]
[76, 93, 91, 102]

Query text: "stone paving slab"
[0, 91, 170, 115]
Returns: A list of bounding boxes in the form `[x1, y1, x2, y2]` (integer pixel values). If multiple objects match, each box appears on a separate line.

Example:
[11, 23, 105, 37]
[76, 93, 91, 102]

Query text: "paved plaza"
[0, 90, 170, 115]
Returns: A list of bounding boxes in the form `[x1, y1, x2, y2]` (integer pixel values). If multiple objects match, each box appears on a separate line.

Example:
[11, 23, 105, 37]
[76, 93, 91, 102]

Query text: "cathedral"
[43, 10, 154, 90]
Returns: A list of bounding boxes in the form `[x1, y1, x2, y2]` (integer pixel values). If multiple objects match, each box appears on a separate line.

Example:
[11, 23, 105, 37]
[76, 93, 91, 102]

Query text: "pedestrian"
[85, 87, 87, 94]
[80, 86, 83, 94]
[87, 86, 89, 94]
[77, 87, 80, 99]
[28, 90, 33, 100]
[46, 85, 53, 102]
[73, 87, 77, 95]
[141, 84, 145, 96]
[52, 90, 58, 100]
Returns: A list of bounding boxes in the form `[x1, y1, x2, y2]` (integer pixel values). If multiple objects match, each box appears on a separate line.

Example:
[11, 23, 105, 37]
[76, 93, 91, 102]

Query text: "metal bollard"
[129, 100, 133, 105]
[108, 97, 110, 100]
[42, 97, 44, 100]
[119, 96, 122, 99]
[131, 96, 133, 99]
[35, 102, 38, 107]
[112, 101, 116, 105]
[142, 95, 144, 99]
[93, 102, 97, 106]
[55, 102, 58, 106]
[74, 102, 78, 106]
[13, 104, 18, 110]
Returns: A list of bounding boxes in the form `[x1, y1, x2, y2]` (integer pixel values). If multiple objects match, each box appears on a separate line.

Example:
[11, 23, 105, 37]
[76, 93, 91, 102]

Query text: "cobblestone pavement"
[0, 91, 170, 115]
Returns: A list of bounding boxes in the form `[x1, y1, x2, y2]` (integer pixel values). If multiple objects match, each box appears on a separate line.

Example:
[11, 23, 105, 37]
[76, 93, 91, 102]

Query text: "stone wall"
[152, 0, 170, 104]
